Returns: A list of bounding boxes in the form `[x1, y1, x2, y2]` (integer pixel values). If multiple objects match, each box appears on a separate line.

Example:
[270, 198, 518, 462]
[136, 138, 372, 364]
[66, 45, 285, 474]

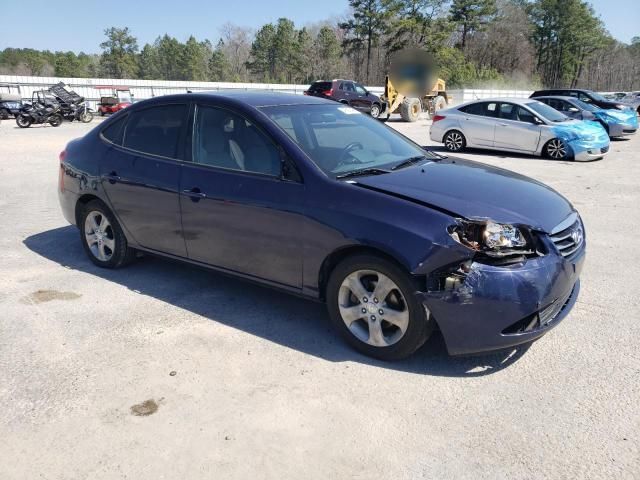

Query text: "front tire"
[369, 103, 381, 119]
[443, 130, 466, 152]
[400, 97, 421, 122]
[79, 111, 94, 123]
[79, 200, 136, 268]
[544, 138, 569, 160]
[16, 114, 32, 128]
[326, 254, 434, 360]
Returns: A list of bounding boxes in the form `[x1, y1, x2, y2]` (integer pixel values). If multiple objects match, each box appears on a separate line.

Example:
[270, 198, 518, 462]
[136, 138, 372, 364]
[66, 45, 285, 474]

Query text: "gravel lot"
[1, 115, 638, 480]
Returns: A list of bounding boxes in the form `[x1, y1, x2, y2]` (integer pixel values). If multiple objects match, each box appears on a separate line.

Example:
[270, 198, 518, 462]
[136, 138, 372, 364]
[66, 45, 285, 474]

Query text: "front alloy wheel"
[444, 130, 465, 152]
[326, 254, 434, 360]
[338, 270, 409, 347]
[370, 103, 381, 119]
[545, 138, 568, 159]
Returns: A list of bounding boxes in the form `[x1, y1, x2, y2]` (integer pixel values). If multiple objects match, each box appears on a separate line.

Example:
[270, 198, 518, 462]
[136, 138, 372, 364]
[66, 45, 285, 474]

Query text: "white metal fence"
[0, 75, 532, 109]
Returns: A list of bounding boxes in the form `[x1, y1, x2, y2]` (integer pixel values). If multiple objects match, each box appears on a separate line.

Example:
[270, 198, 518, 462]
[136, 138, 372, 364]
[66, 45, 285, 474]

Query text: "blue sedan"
[536, 95, 638, 138]
[57, 92, 585, 359]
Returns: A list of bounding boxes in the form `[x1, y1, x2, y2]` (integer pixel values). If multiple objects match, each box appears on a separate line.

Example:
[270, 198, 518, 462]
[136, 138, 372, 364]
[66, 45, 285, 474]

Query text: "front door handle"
[182, 187, 207, 202]
[499, 123, 508, 126]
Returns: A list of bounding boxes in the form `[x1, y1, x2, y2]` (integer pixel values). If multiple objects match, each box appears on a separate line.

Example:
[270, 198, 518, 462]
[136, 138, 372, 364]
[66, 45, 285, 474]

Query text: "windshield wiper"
[391, 155, 428, 170]
[336, 168, 390, 179]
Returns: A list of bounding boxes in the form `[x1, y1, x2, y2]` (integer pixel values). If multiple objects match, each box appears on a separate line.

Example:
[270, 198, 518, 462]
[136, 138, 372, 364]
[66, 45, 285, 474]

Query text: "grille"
[623, 129, 637, 134]
[549, 214, 584, 259]
[601, 145, 610, 153]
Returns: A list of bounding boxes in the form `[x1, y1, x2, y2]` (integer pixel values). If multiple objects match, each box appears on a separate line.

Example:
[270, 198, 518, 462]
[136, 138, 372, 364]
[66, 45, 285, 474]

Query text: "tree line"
[1, 0, 638, 90]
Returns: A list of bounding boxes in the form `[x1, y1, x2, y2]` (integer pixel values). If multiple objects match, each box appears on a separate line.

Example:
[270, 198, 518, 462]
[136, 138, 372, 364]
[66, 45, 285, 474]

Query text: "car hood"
[353, 158, 574, 233]
[550, 120, 608, 140]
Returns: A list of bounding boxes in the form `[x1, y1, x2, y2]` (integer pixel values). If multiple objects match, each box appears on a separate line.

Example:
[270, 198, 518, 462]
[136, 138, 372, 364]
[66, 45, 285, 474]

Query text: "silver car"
[430, 98, 610, 161]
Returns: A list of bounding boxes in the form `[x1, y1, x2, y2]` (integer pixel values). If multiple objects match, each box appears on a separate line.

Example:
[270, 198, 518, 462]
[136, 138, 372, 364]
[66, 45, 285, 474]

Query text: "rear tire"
[400, 97, 421, 122]
[48, 114, 63, 127]
[79, 200, 136, 269]
[443, 130, 466, 152]
[326, 254, 434, 361]
[433, 95, 447, 113]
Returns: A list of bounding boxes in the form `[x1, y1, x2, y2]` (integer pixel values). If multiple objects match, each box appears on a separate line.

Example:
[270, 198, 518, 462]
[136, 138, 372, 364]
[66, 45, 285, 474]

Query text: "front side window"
[344, 82, 355, 92]
[355, 83, 367, 95]
[123, 104, 187, 159]
[193, 105, 282, 176]
[261, 104, 434, 178]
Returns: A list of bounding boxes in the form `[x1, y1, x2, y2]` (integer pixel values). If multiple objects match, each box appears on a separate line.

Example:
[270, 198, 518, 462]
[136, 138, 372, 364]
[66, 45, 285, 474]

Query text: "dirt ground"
[1, 115, 638, 479]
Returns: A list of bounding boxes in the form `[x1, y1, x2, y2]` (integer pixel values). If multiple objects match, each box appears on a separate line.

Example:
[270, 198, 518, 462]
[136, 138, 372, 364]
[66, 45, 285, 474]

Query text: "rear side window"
[123, 104, 188, 159]
[101, 114, 127, 145]
[459, 102, 497, 117]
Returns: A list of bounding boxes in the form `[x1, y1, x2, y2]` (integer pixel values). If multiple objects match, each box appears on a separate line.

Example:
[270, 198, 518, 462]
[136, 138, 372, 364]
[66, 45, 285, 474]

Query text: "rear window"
[123, 104, 188, 159]
[309, 82, 332, 93]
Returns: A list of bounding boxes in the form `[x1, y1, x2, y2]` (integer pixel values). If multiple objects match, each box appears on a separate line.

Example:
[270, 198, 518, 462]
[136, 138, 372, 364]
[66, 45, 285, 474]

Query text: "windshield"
[117, 92, 132, 103]
[526, 101, 569, 122]
[260, 104, 433, 178]
[573, 99, 600, 112]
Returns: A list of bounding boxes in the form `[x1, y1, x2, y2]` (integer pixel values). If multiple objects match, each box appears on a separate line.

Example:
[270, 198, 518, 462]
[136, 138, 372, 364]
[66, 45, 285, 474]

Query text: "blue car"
[57, 92, 585, 360]
[536, 96, 638, 138]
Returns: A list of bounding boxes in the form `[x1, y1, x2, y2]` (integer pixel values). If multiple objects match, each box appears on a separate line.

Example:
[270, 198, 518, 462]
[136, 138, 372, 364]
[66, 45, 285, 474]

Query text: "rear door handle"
[103, 171, 121, 184]
[182, 187, 207, 202]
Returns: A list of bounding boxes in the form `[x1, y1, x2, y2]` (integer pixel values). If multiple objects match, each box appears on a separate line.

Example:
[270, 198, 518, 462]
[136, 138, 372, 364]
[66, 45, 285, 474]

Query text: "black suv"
[530, 89, 626, 110]
[304, 79, 382, 118]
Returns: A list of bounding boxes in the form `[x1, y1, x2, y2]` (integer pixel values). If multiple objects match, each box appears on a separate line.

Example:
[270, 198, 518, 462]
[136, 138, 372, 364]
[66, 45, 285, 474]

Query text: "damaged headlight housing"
[449, 220, 533, 258]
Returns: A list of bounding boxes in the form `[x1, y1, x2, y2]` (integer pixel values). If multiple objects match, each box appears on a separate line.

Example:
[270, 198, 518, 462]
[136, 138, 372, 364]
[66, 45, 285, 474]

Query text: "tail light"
[58, 149, 66, 192]
[322, 89, 333, 96]
[432, 115, 446, 123]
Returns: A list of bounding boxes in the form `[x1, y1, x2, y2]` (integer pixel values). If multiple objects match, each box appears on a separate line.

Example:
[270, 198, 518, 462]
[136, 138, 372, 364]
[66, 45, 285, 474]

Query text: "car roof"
[458, 97, 540, 105]
[535, 88, 588, 92]
[139, 90, 334, 108]
[534, 95, 580, 102]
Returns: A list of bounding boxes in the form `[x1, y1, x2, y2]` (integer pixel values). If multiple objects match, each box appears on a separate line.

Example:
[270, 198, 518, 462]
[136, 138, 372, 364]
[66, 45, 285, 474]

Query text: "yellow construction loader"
[379, 75, 450, 122]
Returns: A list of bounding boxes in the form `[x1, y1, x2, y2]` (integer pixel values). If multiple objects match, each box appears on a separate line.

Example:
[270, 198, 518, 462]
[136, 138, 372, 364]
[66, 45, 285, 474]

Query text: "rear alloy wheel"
[370, 103, 381, 119]
[443, 130, 466, 152]
[80, 200, 136, 268]
[545, 138, 569, 160]
[326, 254, 434, 360]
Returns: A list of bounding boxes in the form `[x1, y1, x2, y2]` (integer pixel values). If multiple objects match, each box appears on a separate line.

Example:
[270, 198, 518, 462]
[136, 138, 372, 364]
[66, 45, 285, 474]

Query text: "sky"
[0, 0, 637, 53]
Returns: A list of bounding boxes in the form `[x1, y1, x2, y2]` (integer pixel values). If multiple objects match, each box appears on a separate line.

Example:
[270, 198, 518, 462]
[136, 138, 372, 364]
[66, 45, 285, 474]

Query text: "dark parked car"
[535, 96, 638, 138]
[530, 88, 628, 111]
[0, 93, 23, 119]
[58, 92, 585, 360]
[304, 79, 383, 118]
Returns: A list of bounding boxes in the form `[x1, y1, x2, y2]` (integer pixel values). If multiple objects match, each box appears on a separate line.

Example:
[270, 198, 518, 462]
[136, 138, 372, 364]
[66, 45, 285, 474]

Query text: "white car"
[430, 98, 610, 161]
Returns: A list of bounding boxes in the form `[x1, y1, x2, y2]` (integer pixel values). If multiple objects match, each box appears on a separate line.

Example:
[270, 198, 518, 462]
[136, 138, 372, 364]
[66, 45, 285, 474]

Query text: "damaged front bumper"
[418, 246, 585, 356]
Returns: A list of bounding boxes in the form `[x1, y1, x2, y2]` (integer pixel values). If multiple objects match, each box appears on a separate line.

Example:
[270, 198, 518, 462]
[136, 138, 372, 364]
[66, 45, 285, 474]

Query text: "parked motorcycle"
[15, 102, 63, 128]
[60, 103, 95, 123]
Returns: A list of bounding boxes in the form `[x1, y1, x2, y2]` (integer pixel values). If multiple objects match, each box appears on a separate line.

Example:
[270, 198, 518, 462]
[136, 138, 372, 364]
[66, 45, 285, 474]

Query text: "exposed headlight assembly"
[449, 220, 534, 258]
